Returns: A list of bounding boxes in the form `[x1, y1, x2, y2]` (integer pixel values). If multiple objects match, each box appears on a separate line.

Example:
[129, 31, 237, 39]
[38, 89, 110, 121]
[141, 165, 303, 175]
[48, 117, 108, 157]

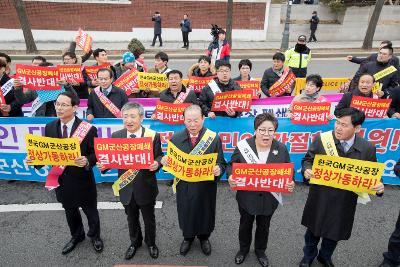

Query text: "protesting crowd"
[1, 26, 400, 267]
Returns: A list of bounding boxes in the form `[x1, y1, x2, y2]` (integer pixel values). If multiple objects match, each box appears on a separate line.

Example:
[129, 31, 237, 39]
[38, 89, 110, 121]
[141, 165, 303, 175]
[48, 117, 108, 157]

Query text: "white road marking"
[0, 201, 163, 213]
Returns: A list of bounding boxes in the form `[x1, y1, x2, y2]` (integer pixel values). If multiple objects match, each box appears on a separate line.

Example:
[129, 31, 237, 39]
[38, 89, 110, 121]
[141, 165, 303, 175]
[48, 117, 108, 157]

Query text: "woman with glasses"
[227, 113, 295, 267]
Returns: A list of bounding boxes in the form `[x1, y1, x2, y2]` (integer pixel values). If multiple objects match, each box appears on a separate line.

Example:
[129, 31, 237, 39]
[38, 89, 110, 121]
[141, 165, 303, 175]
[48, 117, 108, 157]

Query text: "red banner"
[15, 64, 60, 90]
[211, 90, 252, 112]
[350, 96, 392, 118]
[231, 163, 294, 192]
[154, 101, 191, 124]
[57, 65, 84, 83]
[113, 68, 138, 95]
[236, 80, 260, 99]
[291, 102, 331, 125]
[75, 28, 93, 54]
[187, 76, 214, 93]
[94, 137, 154, 169]
[268, 70, 296, 97]
[0, 89, 5, 105]
[84, 64, 111, 81]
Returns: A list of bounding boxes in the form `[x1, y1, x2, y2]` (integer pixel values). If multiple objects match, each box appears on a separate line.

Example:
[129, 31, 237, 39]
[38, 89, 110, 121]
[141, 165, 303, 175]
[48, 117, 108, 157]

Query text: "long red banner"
[211, 91, 252, 112]
[15, 64, 60, 90]
[350, 96, 392, 118]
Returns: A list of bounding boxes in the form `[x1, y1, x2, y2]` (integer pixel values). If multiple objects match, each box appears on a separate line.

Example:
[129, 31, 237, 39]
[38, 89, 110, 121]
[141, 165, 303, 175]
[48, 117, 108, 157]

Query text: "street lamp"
[280, 0, 293, 52]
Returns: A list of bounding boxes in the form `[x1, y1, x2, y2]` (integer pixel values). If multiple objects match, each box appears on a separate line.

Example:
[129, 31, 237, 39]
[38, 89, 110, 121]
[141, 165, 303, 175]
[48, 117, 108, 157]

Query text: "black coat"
[301, 133, 377, 241]
[394, 159, 400, 177]
[0, 74, 23, 117]
[334, 89, 375, 116]
[159, 85, 199, 105]
[388, 87, 400, 117]
[41, 117, 98, 208]
[152, 16, 162, 35]
[192, 68, 213, 78]
[170, 127, 226, 237]
[87, 85, 128, 118]
[226, 137, 291, 216]
[350, 53, 400, 71]
[199, 78, 241, 117]
[260, 68, 292, 97]
[310, 15, 319, 30]
[110, 127, 163, 206]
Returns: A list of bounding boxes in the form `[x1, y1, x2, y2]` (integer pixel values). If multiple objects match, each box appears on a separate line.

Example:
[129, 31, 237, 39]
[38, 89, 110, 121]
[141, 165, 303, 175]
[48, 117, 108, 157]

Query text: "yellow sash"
[112, 128, 156, 196]
[319, 131, 370, 204]
[372, 66, 397, 93]
[172, 129, 217, 193]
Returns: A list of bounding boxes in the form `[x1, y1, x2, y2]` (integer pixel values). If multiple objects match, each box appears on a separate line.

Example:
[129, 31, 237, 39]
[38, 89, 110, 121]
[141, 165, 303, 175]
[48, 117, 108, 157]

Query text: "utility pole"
[226, 0, 234, 48]
[362, 0, 385, 50]
[280, 0, 293, 51]
[12, 0, 37, 53]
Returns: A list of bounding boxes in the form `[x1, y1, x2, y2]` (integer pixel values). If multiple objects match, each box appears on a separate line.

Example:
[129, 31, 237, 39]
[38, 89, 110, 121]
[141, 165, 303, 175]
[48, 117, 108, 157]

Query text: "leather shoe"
[257, 254, 269, 267]
[125, 244, 141, 260]
[179, 240, 192, 256]
[235, 251, 247, 264]
[91, 238, 103, 253]
[379, 261, 396, 267]
[148, 245, 159, 259]
[299, 258, 311, 267]
[62, 235, 85, 255]
[200, 239, 211, 255]
[317, 255, 335, 267]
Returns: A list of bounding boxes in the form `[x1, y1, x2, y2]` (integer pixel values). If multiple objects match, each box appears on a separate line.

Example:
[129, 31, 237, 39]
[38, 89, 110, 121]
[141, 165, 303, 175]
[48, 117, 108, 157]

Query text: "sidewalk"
[1, 40, 399, 59]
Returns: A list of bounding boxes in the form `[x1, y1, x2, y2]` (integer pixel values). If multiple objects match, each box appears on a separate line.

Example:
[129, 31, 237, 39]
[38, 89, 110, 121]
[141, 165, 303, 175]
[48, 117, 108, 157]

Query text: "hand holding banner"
[154, 101, 190, 124]
[25, 134, 81, 166]
[231, 163, 294, 192]
[75, 28, 93, 54]
[211, 90, 252, 112]
[291, 102, 331, 125]
[94, 137, 154, 169]
[350, 96, 392, 118]
[310, 154, 384, 194]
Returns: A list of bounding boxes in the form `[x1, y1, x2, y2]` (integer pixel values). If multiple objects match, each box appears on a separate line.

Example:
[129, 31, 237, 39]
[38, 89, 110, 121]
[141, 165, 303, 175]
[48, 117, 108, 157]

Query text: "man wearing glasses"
[199, 60, 241, 118]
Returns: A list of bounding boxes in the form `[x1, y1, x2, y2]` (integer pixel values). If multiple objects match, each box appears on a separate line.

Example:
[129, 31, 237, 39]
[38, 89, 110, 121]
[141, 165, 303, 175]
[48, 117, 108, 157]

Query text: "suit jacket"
[159, 85, 199, 105]
[111, 127, 163, 206]
[87, 85, 128, 118]
[301, 133, 377, 241]
[388, 86, 400, 117]
[42, 117, 98, 208]
[226, 137, 291, 216]
[0, 74, 23, 117]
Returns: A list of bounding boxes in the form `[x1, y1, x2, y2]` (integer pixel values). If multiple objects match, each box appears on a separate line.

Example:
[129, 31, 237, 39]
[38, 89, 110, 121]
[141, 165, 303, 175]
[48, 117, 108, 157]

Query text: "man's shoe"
[125, 244, 141, 260]
[200, 239, 211, 255]
[148, 245, 159, 259]
[299, 258, 311, 267]
[159, 45, 163, 47]
[235, 251, 247, 264]
[181, 46, 186, 48]
[317, 255, 335, 267]
[91, 238, 103, 253]
[61, 235, 85, 255]
[256, 254, 269, 267]
[150, 44, 155, 47]
[179, 240, 192, 256]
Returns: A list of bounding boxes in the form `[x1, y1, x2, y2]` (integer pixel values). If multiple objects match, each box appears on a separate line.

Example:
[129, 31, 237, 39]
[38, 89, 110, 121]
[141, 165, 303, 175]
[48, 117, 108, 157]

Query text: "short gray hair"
[183, 104, 203, 117]
[121, 102, 144, 116]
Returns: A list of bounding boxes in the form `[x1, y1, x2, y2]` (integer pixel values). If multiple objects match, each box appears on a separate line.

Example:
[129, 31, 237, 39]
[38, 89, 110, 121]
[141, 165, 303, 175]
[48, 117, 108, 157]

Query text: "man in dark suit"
[97, 102, 163, 260]
[379, 159, 400, 267]
[87, 68, 128, 122]
[0, 59, 23, 117]
[161, 104, 226, 256]
[27, 91, 103, 254]
[299, 107, 384, 267]
[388, 86, 400, 119]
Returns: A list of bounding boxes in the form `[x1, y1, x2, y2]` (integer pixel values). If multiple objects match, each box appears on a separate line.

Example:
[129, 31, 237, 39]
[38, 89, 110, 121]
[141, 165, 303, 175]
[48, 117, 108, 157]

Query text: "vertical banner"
[57, 65, 84, 83]
[291, 102, 331, 125]
[75, 28, 93, 53]
[113, 68, 139, 95]
[15, 64, 60, 90]
[1, 78, 14, 97]
[350, 96, 392, 118]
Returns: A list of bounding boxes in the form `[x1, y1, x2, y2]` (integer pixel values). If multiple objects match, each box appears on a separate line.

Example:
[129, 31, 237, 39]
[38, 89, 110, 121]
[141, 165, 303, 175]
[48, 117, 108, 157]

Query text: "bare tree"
[226, 0, 233, 48]
[362, 0, 385, 50]
[12, 0, 37, 53]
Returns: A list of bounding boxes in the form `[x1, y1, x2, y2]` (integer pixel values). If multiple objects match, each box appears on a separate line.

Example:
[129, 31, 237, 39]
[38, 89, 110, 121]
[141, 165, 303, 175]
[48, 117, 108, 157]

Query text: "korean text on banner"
[350, 96, 392, 118]
[187, 76, 214, 94]
[25, 134, 81, 166]
[113, 68, 139, 95]
[57, 65, 84, 83]
[84, 64, 112, 81]
[94, 137, 154, 169]
[154, 101, 190, 124]
[75, 28, 93, 54]
[137, 72, 169, 91]
[291, 102, 331, 125]
[211, 90, 252, 112]
[163, 141, 217, 182]
[236, 80, 260, 99]
[232, 163, 294, 192]
[310, 154, 384, 194]
[16, 64, 60, 90]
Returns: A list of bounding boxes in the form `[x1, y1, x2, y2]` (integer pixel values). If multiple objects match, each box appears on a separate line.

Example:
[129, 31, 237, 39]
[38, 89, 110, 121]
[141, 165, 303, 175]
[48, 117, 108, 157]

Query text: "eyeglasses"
[257, 128, 275, 136]
[217, 69, 230, 74]
[54, 102, 72, 109]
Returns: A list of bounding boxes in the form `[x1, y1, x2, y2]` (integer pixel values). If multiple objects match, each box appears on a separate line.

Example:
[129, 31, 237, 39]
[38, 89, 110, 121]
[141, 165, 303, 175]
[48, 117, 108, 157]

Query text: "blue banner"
[0, 117, 399, 184]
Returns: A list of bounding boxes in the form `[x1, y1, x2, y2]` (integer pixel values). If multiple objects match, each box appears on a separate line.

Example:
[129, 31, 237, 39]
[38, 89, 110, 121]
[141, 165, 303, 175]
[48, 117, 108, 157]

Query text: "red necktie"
[191, 136, 197, 146]
[62, 125, 68, 138]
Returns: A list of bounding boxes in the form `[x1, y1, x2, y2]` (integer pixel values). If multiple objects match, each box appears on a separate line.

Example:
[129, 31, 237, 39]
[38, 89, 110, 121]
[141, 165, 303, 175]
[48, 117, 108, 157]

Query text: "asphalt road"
[10, 58, 359, 79]
[0, 180, 399, 267]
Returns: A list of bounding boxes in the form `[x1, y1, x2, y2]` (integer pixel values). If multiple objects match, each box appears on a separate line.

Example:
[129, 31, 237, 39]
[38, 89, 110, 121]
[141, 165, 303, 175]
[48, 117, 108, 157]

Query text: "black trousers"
[238, 205, 273, 257]
[184, 234, 210, 242]
[152, 34, 162, 46]
[383, 211, 400, 265]
[124, 200, 156, 247]
[182, 31, 189, 47]
[309, 29, 317, 42]
[302, 228, 338, 262]
[291, 67, 307, 78]
[64, 205, 100, 239]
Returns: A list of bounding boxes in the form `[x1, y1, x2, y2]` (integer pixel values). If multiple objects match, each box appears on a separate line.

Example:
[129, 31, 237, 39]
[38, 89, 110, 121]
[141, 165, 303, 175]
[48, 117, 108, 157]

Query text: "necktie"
[62, 125, 68, 138]
[191, 136, 197, 146]
[341, 141, 349, 153]
[130, 134, 136, 138]
[102, 89, 108, 96]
